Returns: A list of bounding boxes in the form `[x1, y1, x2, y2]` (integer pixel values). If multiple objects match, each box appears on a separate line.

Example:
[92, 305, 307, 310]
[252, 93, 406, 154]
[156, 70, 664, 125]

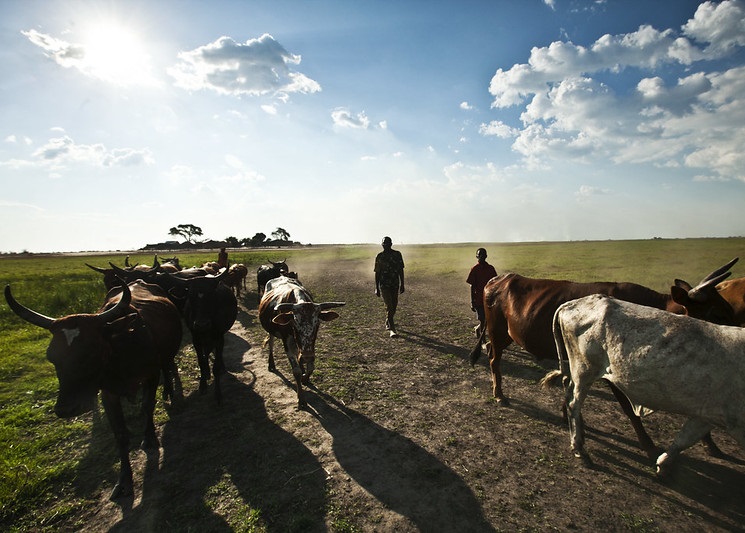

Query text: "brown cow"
[5, 280, 182, 500]
[717, 276, 745, 327]
[470, 258, 737, 459]
[259, 276, 344, 408]
[224, 263, 249, 297]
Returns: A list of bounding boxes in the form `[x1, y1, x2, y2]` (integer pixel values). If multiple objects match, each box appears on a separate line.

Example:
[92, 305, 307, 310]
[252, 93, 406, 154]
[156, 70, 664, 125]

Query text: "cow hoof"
[495, 397, 510, 407]
[110, 481, 134, 501]
[199, 380, 208, 394]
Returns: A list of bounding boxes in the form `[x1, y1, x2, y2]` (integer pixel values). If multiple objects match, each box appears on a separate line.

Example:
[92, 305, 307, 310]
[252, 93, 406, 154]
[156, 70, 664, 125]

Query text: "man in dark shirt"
[374, 236, 405, 337]
[466, 247, 497, 336]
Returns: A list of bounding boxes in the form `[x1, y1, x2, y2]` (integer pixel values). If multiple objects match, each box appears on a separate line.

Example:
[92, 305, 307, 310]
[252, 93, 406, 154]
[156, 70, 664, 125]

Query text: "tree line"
[166, 224, 295, 248]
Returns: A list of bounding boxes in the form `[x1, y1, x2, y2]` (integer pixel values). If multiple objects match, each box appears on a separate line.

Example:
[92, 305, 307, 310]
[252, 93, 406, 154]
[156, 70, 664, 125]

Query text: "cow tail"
[469, 328, 487, 367]
[539, 310, 568, 390]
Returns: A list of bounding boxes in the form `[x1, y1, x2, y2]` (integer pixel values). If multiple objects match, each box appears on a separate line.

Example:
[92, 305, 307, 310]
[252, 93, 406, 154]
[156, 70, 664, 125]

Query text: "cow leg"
[141, 377, 160, 450]
[566, 379, 593, 467]
[700, 433, 724, 457]
[656, 418, 713, 476]
[101, 391, 133, 500]
[267, 336, 276, 372]
[488, 341, 511, 406]
[194, 338, 211, 394]
[604, 380, 661, 461]
[213, 336, 225, 405]
[285, 344, 306, 409]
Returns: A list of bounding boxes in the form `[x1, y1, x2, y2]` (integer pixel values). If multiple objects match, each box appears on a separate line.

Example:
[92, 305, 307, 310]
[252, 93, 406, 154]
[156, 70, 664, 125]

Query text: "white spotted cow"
[258, 276, 344, 408]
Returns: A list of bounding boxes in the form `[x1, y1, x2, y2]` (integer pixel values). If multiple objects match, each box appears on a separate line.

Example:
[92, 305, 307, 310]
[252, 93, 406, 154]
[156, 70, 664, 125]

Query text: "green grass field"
[1, 237, 743, 530]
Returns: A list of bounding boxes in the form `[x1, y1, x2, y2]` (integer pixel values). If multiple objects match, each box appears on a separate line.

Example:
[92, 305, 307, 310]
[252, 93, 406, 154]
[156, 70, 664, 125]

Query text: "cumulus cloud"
[169, 33, 320, 99]
[479, 120, 517, 138]
[0, 134, 154, 172]
[331, 108, 371, 129]
[460, 101, 474, 110]
[484, 0, 745, 182]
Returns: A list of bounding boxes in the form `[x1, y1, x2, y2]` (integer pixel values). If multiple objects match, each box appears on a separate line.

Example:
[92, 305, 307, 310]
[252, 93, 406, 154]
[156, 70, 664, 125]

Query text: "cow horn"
[97, 281, 132, 323]
[699, 257, 738, 284]
[688, 271, 733, 302]
[319, 302, 346, 310]
[85, 263, 109, 274]
[4, 284, 56, 329]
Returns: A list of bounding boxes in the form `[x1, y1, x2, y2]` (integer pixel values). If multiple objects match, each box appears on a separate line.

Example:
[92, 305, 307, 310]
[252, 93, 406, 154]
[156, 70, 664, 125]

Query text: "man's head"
[476, 248, 487, 261]
[382, 236, 393, 249]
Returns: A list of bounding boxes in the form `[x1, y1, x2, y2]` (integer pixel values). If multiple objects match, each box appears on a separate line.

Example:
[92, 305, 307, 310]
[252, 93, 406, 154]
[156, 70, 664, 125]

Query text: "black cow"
[167, 270, 238, 404]
[5, 280, 182, 500]
[257, 259, 289, 298]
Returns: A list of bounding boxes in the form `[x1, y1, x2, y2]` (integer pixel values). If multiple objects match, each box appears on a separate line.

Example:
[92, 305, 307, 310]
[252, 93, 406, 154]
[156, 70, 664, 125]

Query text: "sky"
[1, 0, 744, 252]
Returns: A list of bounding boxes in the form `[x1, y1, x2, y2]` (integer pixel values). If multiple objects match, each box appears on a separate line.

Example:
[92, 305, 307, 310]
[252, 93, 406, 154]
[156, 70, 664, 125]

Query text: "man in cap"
[466, 247, 497, 336]
[374, 236, 405, 337]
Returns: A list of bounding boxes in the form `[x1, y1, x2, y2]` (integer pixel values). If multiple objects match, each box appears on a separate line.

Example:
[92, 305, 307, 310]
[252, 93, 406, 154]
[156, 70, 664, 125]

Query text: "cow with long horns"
[4, 280, 182, 500]
[259, 276, 344, 408]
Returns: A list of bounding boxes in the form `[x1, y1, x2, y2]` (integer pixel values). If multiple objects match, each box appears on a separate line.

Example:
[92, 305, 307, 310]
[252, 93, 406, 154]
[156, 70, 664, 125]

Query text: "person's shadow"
[305, 389, 495, 532]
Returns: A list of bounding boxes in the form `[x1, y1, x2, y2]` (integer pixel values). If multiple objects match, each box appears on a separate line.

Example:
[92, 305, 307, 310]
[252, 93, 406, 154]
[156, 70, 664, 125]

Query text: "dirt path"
[75, 269, 745, 532]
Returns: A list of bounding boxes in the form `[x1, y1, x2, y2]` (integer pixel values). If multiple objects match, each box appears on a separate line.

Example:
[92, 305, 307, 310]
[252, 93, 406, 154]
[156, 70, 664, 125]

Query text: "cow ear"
[670, 285, 690, 306]
[272, 312, 293, 326]
[320, 311, 340, 322]
[674, 279, 693, 291]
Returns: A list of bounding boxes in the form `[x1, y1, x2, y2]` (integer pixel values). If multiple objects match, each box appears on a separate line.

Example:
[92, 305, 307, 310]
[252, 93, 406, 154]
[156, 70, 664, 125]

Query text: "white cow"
[544, 294, 745, 475]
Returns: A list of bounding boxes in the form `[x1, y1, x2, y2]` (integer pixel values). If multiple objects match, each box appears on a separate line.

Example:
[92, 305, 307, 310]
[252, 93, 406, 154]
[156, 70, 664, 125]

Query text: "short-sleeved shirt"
[467, 261, 497, 307]
[375, 249, 405, 289]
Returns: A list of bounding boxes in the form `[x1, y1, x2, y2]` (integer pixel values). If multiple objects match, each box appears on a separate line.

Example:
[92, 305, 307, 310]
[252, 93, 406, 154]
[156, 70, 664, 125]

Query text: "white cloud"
[331, 108, 370, 129]
[682, 0, 745, 55]
[0, 135, 155, 172]
[22, 28, 158, 86]
[168, 34, 321, 99]
[484, 2, 745, 181]
[479, 120, 517, 138]
[460, 101, 474, 110]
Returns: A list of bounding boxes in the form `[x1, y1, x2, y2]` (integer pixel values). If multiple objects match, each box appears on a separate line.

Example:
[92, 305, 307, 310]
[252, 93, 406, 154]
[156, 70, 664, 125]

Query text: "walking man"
[466, 247, 497, 336]
[375, 236, 405, 337]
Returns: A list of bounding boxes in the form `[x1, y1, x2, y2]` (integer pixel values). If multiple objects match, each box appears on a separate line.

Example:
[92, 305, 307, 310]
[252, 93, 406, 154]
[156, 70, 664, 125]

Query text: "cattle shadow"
[103, 329, 328, 531]
[108, 375, 327, 531]
[588, 446, 745, 530]
[304, 390, 495, 532]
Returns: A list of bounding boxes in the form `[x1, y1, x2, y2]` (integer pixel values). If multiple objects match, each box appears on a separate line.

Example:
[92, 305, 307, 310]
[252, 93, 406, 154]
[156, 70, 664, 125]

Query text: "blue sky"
[1, 0, 744, 252]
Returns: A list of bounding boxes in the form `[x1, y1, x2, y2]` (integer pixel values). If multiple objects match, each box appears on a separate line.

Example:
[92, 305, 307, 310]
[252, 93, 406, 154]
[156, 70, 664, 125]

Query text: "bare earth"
[64, 265, 745, 532]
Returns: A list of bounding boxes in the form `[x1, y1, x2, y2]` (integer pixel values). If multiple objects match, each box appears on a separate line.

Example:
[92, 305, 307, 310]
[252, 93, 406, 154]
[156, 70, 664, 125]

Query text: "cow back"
[486, 273, 679, 360]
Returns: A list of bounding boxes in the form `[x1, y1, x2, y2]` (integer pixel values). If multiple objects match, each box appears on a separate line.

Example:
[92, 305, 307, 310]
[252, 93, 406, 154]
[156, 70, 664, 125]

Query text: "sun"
[81, 22, 157, 86]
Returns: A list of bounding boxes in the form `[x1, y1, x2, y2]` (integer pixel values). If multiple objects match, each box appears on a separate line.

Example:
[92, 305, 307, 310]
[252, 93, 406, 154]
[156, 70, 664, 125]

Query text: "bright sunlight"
[81, 22, 157, 86]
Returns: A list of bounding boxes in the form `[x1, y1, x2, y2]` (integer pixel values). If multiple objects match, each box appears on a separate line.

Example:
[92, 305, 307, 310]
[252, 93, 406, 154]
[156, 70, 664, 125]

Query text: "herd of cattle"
[4, 253, 745, 503]
[4, 255, 333, 500]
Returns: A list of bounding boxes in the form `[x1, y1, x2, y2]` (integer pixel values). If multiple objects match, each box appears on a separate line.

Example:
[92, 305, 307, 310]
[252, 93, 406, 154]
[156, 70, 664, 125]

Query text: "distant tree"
[225, 236, 240, 247]
[272, 227, 290, 241]
[169, 224, 203, 244]
[250, 232, 267, 247]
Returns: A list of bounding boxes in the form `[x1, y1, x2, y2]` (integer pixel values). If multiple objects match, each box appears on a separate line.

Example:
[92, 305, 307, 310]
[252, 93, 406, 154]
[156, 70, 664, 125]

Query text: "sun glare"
[82, 22, 156, 86]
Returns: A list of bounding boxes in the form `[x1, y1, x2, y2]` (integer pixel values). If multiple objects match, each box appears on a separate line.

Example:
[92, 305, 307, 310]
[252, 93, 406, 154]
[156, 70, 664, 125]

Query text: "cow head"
[167, 269, 231, 332]
[670, 257, 738, 325]
[272, 301, 344, 380]
[5, 282, 134, 418]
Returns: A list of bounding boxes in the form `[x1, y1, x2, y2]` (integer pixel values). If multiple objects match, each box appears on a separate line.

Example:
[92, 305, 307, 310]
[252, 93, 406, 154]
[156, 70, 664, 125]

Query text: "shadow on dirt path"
[305, 390, 495, 532]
